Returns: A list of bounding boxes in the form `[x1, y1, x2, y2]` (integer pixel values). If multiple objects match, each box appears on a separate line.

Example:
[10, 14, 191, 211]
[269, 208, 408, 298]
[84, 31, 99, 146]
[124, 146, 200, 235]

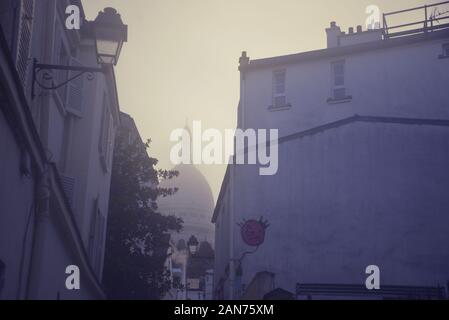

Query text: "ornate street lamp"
[93, 7, 127, 66]
[31, 7, 127, 99]
[187, 235, 199, 255]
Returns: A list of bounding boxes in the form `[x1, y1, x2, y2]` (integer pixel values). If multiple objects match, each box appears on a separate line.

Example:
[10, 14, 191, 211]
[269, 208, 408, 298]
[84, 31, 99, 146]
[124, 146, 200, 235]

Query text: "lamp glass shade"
[187, 235, 199, 255]
[93, 7, 127, 65]
[189, 244, 198, 255]
[96, 39, 120, 65]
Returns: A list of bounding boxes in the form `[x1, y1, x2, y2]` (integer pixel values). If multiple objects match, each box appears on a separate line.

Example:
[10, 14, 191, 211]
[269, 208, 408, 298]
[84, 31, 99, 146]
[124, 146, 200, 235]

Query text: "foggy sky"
[82, 0, 440, 202]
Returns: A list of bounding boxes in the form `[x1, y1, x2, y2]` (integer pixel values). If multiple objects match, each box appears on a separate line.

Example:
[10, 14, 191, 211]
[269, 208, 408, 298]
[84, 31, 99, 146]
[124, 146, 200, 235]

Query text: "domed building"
[158, 164, 215, 246]
[158, 163, 215, 300]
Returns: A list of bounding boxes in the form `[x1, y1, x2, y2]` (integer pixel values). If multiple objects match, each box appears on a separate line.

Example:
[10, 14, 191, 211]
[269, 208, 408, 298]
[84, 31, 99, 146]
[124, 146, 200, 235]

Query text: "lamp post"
[185, 235, 199, 299]
[31, 7, 127, 99]
[187, 235, 199, 255]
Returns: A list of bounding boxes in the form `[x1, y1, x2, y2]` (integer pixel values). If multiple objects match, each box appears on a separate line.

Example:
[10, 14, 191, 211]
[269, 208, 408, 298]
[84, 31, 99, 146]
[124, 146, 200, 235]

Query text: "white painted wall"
[26, 0, 118, 282]
[241, 37, 449, 137]
[215, 120, 449, 298]
[0, 112, 35, 299]
[214, 32, 449, 299]
[0, 0, 119, 299]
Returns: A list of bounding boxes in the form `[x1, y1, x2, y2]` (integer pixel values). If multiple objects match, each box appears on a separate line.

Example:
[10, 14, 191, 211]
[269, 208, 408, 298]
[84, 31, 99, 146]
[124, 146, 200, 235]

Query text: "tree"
[102, 133, 182, 299]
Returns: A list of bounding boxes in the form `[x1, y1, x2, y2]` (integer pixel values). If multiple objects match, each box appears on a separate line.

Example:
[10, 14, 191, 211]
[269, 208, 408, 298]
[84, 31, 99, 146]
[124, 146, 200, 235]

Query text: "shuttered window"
[443, 43, 449, 57]
[331, 60, 347, 100]
[60, 174, 76, 210]
[66, 58, 84, 115]
[16, 0, 34, 84]
[88, 198, 107, 276]
[94, 209, 106, 275]
[272, 70, 286, 108]
[99, 95, 114, 172]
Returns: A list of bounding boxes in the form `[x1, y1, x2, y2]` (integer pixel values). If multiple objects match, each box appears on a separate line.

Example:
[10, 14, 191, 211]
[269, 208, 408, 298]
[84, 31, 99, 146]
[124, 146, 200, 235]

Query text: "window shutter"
[99, 97, 112, 171]
[66, 58, 84, 114]
[60, 174, 76, 209]
[333, 88, 347, 100]
[88, 197, 99, 261]
[106, 114, 114, 168]
[274, 95, 286, 108]
[94, 209, 106, 275]
[15, 0, 34, 84]
[99, 99, 107, 155]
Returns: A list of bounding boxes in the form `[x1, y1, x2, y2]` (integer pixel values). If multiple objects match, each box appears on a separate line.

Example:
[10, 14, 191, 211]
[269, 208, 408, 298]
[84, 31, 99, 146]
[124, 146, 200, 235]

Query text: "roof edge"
[212, 114, 449, 222]
[240, 28, 449, 72]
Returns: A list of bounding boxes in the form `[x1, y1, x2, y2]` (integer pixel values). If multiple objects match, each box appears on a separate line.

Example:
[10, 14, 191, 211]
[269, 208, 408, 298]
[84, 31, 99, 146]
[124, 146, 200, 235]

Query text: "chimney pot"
[326, 22, 342, 48]
[356, 25, 363, 33]
[239, 51, 250, 67]
[349, 27, 354, 34]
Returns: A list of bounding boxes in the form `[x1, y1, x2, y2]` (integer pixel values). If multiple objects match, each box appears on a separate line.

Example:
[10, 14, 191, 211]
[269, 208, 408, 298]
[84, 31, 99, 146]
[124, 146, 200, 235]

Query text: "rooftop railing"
[383, 1, 449, 39]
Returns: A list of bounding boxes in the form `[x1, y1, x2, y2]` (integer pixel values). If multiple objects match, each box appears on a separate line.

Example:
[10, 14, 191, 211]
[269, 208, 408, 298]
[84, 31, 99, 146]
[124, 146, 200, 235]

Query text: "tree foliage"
[103, 134, 182, 299]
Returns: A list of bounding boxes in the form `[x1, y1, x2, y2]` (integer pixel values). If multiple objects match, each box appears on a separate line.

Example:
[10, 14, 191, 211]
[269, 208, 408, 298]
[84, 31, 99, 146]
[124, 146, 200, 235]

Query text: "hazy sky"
[82, 0, 441, 201]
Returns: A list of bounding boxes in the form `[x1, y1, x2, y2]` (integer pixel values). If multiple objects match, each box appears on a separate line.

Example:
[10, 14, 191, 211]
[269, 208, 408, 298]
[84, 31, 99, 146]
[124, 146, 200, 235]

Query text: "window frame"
[271, 69, 288, 109]
[99, 94, 114, 172]
[331, 60, 345, 89]
[439, 43, 449, 59]
[328, 60, 352, 103]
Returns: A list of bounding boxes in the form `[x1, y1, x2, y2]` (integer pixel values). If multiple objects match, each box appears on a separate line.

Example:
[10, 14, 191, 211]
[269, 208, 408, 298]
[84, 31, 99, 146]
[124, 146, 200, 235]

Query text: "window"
[54, 15, 71, 104]
[332, 60, 345, 87]
[441, 43, 449, 58]
[329, 60, 351, 102]
[57, 41, 69, 101]
[272, 70, 286, 108]
[66, 58, 85, 115]
[88, 199, 106, 276]
[60, 174, 76, 209]
[93, 208, 106, 275]
[99, 94, 114, 172]
[15, 0, 34, 84]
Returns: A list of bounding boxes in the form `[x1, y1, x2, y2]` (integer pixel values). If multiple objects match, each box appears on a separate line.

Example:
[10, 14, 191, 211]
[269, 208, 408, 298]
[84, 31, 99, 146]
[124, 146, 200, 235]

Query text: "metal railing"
[383, 1, 449, 39]
[296, 283, 447, 300]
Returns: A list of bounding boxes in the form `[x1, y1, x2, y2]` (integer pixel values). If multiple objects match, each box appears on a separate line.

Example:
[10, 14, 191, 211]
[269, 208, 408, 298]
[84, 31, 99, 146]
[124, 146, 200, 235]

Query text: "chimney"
[356, 25, 363, 33]
[348, 27, 354, 34]
[239, 51, 250, 68]
[325, 21, 342, 48]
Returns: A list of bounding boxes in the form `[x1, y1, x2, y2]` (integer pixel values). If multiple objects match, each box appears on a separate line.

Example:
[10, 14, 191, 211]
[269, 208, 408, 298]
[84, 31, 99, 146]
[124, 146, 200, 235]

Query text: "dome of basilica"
[158, 164, 215, 246]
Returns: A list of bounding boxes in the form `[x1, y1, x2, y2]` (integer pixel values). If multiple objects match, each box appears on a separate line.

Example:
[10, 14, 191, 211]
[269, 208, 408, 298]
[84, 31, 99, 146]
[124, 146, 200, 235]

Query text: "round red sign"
[240, 219, 268, 247]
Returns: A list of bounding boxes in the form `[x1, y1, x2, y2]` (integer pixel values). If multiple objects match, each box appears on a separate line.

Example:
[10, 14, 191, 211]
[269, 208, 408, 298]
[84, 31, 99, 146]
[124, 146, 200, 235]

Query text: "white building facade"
[0, 0, 126, 299]
[214, 12, 449, 299]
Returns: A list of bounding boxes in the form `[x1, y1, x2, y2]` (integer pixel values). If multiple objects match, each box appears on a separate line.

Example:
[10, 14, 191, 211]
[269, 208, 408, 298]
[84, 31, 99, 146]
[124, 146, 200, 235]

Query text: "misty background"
[82, 0, 439, 202]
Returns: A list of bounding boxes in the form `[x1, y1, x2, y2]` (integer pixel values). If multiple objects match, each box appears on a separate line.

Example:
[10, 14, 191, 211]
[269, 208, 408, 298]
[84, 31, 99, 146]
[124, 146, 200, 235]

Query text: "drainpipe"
[229, 166, 235, 300]
[25, 0, 56, 300]
[25, 170, 51, 299]
[229, 52, 249, 300]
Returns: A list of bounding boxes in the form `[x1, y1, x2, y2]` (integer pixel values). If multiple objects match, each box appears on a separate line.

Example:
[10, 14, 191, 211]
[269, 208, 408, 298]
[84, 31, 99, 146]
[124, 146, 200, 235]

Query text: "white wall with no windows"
[215, 120, 449, 298]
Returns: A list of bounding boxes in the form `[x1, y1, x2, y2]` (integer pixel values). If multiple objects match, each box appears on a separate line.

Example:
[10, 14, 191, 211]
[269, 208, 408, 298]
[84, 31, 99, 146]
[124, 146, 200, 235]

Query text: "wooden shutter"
[106, 113, 114, 169]
[94, 208, 106, 275]
[66, 58, 84, 115]
[60, 174, 76, 209]
[15, 0, 34, 84]
[88, 197, 99, 261]
[99, 96, 112, 171]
